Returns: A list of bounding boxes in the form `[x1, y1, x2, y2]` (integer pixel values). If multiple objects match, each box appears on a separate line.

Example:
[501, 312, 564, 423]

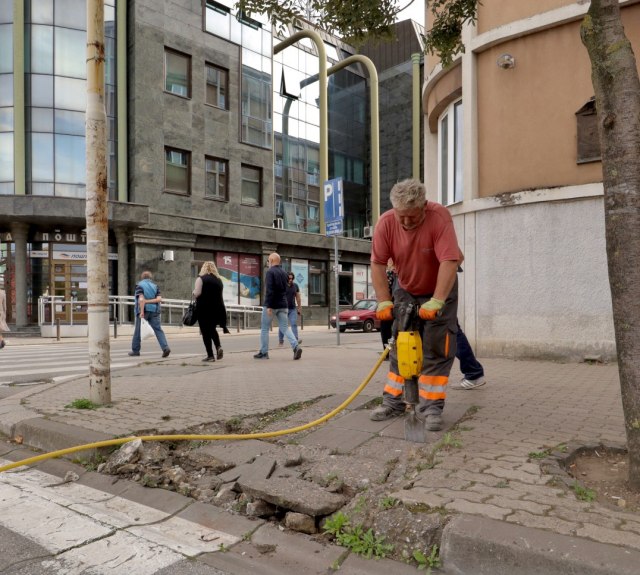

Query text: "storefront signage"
[0, 230, 89, 243]
[30, 250, 117, 260]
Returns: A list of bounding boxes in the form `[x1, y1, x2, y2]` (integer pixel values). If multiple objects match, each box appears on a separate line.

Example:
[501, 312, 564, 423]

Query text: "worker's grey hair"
[389, 179, 427, 210]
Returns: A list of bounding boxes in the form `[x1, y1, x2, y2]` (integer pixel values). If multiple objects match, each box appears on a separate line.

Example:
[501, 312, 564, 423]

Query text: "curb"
[440, 515, 640, 575]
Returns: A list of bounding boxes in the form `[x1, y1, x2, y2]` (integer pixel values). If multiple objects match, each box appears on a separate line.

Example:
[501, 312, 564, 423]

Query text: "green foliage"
[323, 512, 394, 559]
[413, 545, 441, 572]
[65, 398, 99, 410]
[422, 0, 479, 67]
[572, 481, 596, 502]
[323, 511, 351, 537]
[238, 0, 397, 45]
[379, 495, 398, 509]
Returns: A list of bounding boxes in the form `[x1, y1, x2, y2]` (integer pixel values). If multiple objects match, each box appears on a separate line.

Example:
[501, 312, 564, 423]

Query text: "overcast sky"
[396, 0, 425, 25]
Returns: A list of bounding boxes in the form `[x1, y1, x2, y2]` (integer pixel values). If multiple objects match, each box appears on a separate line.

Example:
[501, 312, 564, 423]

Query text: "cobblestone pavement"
[0, 331, 636, 573]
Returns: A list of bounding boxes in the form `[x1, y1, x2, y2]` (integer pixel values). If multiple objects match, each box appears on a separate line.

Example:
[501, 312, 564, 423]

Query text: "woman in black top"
[193, 261, 228, 361]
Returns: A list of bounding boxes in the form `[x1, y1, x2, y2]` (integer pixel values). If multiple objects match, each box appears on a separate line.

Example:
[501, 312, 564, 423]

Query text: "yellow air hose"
[0, 347, 390, 473]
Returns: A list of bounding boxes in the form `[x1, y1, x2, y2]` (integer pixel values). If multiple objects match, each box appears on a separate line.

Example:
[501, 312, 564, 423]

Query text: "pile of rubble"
[97, 420, 446, 562]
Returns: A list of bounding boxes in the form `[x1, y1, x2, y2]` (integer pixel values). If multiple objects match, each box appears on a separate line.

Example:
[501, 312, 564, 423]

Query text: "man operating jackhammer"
[370, 179, 462, 431]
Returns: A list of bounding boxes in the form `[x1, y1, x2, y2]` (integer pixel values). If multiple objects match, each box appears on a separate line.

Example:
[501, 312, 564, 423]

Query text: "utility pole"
[86, 0, 111, 404]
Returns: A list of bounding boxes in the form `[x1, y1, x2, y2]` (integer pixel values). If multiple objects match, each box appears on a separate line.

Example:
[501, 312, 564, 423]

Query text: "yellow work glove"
[376, 300, 394, 321]
[418, 297, 444, 320]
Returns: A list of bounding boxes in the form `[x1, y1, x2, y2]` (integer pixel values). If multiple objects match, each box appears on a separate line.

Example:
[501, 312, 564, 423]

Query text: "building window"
[438, 99, 463, 206]
[309, 260, 326, 306]
[241, 58, 272, 149]
[205, 63, 228, 109]
[205, 156, 228, 200]
[165, 48, 191, 98]
[576, 97, 601, 163]
[241, 164, 262, 206]
[165, 147, 190, 194]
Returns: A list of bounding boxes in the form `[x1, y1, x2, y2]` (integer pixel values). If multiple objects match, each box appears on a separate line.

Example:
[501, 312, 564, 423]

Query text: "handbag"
[140, 317, 155, 340]
[182, 299, 198, 326]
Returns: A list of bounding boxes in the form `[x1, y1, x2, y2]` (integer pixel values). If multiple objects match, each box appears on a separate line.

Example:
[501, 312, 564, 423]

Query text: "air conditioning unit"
[273, 218, 284, 229]
[363, 225, 374, 239]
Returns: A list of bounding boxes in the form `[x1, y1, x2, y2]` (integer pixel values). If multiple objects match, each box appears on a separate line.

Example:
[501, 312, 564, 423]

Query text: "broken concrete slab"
[298, 426, 374, 453]
[194, 440, 277, 467]
[216, 456, 276, 484]
[238, 475, 346, 517]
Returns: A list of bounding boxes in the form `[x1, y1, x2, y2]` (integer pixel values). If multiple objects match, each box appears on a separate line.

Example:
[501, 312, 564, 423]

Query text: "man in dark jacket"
[254, 253, 302, 360]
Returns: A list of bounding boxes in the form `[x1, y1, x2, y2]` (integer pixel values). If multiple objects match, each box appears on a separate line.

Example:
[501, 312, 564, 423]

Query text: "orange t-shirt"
[371, 202, 459, 295]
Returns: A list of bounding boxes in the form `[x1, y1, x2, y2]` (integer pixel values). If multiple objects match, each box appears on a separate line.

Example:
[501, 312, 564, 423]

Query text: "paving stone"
[483, 465, 548, 484]
[485, 495, 552, 515]
[389, 487, 452, 509]
[506, 511, 578, 535]
[444, 499, 511, 520]
[298, 425, 374, 453]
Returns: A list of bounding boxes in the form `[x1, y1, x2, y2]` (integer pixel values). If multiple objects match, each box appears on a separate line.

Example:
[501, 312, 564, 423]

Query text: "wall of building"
[454, 193, 615, 361]
[423, 1, 640, 360]
[477, 21, 602, 197]
[476, 0, 574, 35]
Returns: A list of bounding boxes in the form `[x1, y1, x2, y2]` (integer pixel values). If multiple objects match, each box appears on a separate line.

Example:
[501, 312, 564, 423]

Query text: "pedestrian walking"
[278, 272, 302, 347]
[129, 271, 170, 358]
[451, 322, 486, 389]
[193, 261, 227, 362]
[254, 253, 302, 360]
[0, 286, 8, 349]
[370, 179, 461, 431]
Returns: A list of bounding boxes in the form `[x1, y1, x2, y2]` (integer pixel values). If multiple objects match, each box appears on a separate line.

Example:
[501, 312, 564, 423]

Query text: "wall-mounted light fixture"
[162, 250, 174, 262]
[497, 54, 515, 69]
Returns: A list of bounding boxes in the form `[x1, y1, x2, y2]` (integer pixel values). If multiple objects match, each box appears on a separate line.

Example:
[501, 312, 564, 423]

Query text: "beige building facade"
[423, 0, 640, 360]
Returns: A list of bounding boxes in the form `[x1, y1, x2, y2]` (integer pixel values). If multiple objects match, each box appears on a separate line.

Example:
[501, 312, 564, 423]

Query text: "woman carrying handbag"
[193, 261, 228, 362]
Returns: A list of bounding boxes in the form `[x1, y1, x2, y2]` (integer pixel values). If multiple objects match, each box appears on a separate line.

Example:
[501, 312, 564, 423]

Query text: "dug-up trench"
[95, 395, 463, 568]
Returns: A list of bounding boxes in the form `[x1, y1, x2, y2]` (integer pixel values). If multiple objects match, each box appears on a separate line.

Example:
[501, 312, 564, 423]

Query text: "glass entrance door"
[52, 261, 88, 323]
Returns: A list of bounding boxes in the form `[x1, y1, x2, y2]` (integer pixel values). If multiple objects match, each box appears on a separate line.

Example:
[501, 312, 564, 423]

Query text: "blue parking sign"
[324, 178, 343, 222]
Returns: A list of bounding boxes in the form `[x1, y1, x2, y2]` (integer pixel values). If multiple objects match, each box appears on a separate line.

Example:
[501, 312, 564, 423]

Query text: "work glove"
[376, 300, 394, 321]
[419, 297, 444, 320]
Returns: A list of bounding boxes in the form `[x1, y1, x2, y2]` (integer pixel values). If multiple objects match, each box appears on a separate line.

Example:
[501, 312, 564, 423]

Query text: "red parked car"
[330, 299, 381, 333]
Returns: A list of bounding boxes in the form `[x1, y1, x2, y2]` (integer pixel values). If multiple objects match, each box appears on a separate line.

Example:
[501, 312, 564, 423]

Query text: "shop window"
[205, 156, 228, 200]
[205, 63, 228, 109]
[241, 164, 261, 206]
[576, 97, 601, 163]
[165, 146, 190, 194]
[165, 48, 191, 98]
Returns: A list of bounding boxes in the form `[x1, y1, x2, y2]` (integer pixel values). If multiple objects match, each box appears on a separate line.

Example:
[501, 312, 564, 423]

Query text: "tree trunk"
[86, 0, 111, 405]
[581, 0, 640, 488]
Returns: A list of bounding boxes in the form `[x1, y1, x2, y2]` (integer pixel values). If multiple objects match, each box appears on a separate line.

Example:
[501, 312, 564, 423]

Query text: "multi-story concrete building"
[423, 0, 640, 360]
[0, 0, 379, 329]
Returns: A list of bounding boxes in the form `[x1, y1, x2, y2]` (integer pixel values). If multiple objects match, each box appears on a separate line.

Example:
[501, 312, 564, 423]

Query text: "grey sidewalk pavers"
[0, 336, 637, 574]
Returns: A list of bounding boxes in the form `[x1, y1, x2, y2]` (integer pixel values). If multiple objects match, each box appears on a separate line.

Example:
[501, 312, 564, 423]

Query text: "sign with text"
[324, 178, 344, 237]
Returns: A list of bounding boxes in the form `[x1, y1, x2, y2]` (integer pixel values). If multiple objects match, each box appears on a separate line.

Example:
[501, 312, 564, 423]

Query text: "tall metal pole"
[274, 31, 327, 232]
[334, 236, 340, 346]
[86, 0, 111, 404]
[411, 53, 421, 180]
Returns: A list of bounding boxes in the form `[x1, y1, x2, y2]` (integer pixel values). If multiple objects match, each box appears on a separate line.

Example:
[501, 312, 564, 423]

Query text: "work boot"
[254, 352, 269, 359]
[293, 345, 302, 360]
[162, 348, 171, 358]
[217, 347, 224, 360]
[424, 413, 443, 431]
[370, 405, 403, 421]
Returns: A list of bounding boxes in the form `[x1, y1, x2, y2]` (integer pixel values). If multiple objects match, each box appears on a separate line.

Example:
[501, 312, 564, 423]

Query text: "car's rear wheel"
[339, 327, 346, 333]
[362, 319, 374, 333]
